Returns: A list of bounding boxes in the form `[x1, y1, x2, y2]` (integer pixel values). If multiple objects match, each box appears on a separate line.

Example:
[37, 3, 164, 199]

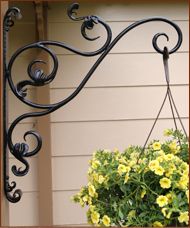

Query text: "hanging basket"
[72, 48, 189, 227]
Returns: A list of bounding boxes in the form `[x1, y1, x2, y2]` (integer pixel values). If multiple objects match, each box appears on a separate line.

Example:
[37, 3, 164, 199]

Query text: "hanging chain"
[142, 46, 188, 154]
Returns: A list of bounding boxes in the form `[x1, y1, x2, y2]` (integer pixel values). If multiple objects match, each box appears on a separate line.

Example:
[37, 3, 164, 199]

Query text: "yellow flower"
[88, 167, 93, 174]
[104, 160, 108, 166]
[169, 163, 176, 171]
[154, 166, 164, 176]
[92, 160, 100, 169]
[124, 173, 129, 184]
[127, 210, 136, 218]
[91, 211, 100, 224]
[161, 208, 167, 217]
[153, 142, 161, 150]
[156, 195, 168, 207]
[141, 189, 146, 198]
[91, 172, 99, 182]
[118, 156, 127, 164]
[161, 208, 172, 219]
[166, 193, 173, 203]
[159, 177, 171, 189]
[98, 175, 105, 184]
[129, 159, 137, 167]
[164, 153, 174, 161]
[157, 150, 165, 156]
[88, 184, 96, 197]
[173, 156, 180, 162]
[166, 211, 172, 219]
[163, 129, 172, 136]
[82, 195, 88, 202]
[102, 215, 111, 226]
[118, 164, 127, 175]
[126, 166, 131, 172]
[177, 176, 188, 190]
[180, 162, 189, 172]
[153, 221, 163, 227]
[165, 169, 173, 177]
[169, 141, 179, 154]
[156, 156, 164, 163]
[130, 152, 139, 159]
[88, 197, 92, 205]
[149, 160, 159, 171]
[178, 211, 189, 225]
[89, 205, 95, 212]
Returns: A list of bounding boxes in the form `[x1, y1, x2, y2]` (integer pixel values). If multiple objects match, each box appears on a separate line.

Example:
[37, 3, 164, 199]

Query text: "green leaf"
[173, 197, 179, 209]
[118, 208, 124, 220]
[112, 201, 117, 211]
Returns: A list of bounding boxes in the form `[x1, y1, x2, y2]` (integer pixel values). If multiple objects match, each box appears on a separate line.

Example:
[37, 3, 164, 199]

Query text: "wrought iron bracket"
[2, 3, 183, 203]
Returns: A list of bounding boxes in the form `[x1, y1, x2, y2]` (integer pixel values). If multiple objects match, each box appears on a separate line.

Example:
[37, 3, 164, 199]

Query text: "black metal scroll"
[3, 3, 183, 203]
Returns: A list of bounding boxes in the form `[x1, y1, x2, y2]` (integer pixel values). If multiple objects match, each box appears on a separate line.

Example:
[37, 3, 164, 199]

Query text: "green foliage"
[72, 129, 189, 227]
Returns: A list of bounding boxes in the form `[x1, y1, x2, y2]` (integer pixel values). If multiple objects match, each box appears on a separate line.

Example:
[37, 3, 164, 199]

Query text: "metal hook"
[163, 46, 170, 84]
[163, 46, 169, 60]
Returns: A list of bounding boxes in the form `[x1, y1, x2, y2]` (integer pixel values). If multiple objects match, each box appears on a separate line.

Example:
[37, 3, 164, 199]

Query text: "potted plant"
[72, 129, 189, 227]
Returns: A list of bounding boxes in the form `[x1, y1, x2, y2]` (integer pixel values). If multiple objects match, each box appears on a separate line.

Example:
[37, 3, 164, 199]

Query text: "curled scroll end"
[11, 159, 29, 177]
[6, 189, 22, 203]
[10, 130, 42, 177]
[67, 3, 82, 21]
[6, 177, 16, 192]
[16, 81, 28, 97]
[5, 7, 22, 20]
[28, 60, 47, 83]
[5, 177, 22, 203]
[27, 59, 56, 85]
[23, 130, 42, 157]
[11, 142, 29, 176]
[67, 3, 106, 42]
[152, 33, 170, 54]
[81, 17, 100, 41]
[4, 7, 22, 31]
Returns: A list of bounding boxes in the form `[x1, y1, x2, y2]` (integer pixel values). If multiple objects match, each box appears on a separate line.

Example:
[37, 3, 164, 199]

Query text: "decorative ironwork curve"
[3, 2, 183, 203]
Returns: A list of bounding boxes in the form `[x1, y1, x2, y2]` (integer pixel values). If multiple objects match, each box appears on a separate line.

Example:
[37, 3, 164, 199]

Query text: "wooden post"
[0, 1, 9, 226]
[34, 1, 53, 226]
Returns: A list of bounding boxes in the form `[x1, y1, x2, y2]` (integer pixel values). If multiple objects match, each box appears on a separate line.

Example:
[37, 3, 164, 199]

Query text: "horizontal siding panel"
[48, 1, 188, 22]
[9, 24, 36, 57]
[53, 191, 87, 225]
[9, 192, 39, 226]
[48, 21, 188, 54]
[52, 119, 188, 191]
[52, 156, 89, 191]
[8, 89, 37, 123]
[9, 157, 38, 192]
[50, 53, 188, 88]
[50, 86, 188, 122]
[51, 118, 189, 157]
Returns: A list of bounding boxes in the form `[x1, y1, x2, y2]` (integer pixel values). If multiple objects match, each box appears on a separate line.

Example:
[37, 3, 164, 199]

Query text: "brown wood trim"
[0, 1, 9, 226]
[45, 0, 187, 3]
